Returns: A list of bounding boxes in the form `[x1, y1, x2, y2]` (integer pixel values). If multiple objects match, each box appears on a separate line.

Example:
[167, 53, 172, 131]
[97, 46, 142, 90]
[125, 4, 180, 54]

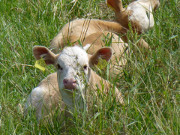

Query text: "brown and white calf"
[108, 0, 160, 33]
[25, 45, 124, 120]
[50, 0, 160, 53]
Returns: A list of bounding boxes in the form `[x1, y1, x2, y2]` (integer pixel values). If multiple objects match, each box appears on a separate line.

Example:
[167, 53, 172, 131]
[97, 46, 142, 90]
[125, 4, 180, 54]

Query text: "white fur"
[127, 0, 157, 32]
[56, 46, 90, 111]
[83, 44, 91, 51]
[24, 72, 61, 120]
[25, 87, 45, 119]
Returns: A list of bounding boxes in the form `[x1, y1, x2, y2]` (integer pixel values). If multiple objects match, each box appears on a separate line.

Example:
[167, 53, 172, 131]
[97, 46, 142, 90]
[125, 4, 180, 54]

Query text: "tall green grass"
[0, 0, 179, 134]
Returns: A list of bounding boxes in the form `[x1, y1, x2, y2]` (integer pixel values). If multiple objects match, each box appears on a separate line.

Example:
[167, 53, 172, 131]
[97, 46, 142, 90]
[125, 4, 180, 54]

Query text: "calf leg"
[24, 72, 63, 120]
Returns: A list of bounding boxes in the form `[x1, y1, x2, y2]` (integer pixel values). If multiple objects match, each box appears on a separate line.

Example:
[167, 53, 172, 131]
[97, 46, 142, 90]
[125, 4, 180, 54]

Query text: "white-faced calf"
[25, 45, 124, 120]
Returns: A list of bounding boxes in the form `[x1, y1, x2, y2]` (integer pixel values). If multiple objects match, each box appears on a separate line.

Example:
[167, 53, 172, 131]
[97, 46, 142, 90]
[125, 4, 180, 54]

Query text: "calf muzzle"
[63, 78, 77, 90]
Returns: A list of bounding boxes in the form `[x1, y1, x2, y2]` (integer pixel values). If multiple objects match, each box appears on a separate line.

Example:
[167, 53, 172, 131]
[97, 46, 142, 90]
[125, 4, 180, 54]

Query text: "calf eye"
[83, 65, 87, 70]
[57, 64, 63, 70]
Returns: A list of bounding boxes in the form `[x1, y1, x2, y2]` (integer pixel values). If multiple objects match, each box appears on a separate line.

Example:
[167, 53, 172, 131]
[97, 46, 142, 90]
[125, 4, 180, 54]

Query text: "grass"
[0, 0, 179, 134]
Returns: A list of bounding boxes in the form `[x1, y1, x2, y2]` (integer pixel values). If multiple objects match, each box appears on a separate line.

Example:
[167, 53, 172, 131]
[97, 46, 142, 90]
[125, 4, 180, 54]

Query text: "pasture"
[0, 0, 179, 134]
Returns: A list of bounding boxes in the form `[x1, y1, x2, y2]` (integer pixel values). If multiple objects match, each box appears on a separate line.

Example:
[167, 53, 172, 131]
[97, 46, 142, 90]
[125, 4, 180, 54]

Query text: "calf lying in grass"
[50, 0, 160, 52]
[107, 0, 160, 33]
[25, 45, 124, 120]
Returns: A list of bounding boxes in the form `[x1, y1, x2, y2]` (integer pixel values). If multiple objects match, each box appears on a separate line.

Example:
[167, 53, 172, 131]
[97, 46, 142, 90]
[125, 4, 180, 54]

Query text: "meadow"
[0, 0, 179, 134]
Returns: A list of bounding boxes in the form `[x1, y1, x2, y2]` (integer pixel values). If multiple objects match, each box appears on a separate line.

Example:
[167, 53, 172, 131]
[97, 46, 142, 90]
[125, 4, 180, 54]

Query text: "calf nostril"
[63, 79, 68, 84]
[73, 80, 76, 84]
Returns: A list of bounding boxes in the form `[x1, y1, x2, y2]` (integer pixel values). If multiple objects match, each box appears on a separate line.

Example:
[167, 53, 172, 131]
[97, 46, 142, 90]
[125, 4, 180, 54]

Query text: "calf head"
[33, 45, 113, 111]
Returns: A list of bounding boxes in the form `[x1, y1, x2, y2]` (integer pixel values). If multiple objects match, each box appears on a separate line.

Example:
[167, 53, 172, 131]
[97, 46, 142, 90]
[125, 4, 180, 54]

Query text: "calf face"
[56, 46, 89, 89]
[56, 46, 91, 110]
[33, 45, 113, 111]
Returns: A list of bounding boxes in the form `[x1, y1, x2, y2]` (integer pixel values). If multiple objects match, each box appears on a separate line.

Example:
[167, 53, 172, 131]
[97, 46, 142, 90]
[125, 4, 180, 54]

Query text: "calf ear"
[89, 47, 113, 66]
[33, 46, 58, 65]
[106, 0, 124, 12]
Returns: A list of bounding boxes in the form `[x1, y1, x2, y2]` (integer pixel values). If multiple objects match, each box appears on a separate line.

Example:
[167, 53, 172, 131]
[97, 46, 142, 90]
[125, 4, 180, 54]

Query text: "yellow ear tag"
[97, 58, 108, 70]
[34, 58, 46, 71]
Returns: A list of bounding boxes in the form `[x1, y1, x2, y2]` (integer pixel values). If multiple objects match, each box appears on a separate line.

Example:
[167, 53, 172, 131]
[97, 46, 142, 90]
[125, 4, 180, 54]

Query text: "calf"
[107, 0, 160, 33]
[50, 0, 160, 53]
[25, 45, 124, 120]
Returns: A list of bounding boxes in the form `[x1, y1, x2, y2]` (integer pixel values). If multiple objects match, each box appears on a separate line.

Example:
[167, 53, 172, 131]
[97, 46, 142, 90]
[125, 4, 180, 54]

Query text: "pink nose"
[63, 78, 77, 90]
